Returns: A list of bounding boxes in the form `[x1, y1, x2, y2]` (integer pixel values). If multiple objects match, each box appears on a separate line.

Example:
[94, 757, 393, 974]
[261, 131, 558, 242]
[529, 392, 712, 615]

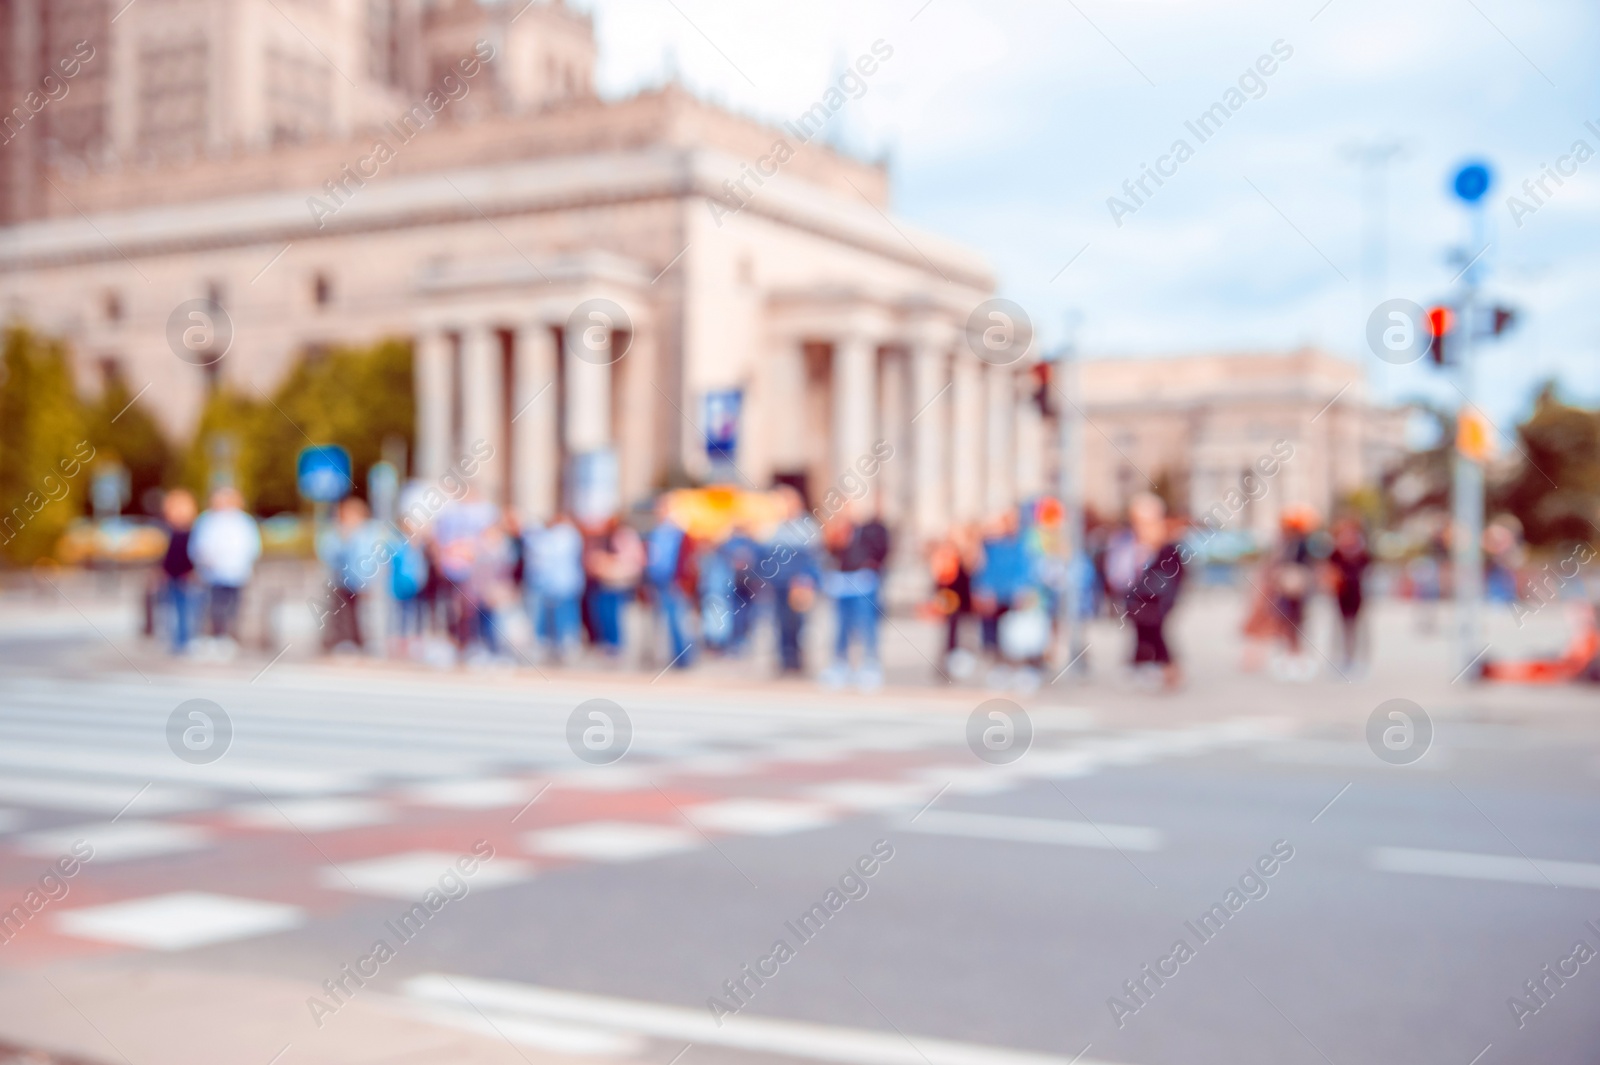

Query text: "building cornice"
[0, 147, 991, 291]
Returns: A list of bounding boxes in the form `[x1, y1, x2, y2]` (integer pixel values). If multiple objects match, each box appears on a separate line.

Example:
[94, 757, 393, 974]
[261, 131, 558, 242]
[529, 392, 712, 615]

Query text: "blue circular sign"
[1452, 162, 1492, 204]
[297, 445, 352, 503]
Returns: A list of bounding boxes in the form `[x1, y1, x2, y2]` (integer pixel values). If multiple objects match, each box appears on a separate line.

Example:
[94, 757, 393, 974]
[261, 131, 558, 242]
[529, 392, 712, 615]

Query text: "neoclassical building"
[0, 0, 1050, 544]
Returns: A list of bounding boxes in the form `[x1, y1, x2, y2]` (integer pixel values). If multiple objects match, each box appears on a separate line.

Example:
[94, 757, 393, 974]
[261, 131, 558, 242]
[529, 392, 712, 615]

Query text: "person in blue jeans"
[822, 502, 891, 690]
[761, 487, 820, 674]
[646, 501, 695, 669]
[529, 514, 585, 661]
[974, 509, 1029, 657]
[159, 489, 199, 653]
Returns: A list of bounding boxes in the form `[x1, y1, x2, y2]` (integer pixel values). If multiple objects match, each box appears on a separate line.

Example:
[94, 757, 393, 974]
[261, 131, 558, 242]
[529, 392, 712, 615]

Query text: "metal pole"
[1452, 209, 1486, 678]
[1059, 319, 1087, 678]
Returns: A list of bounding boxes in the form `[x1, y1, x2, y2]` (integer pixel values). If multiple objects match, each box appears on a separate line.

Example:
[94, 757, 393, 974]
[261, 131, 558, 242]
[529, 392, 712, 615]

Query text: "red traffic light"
[1426, 305, 1454, 337]
[1426, 305, 1454, 365]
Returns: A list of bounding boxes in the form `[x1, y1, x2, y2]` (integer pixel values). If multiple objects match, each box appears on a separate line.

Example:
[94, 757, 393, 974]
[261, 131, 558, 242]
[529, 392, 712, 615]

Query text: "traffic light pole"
[1452, 210, 1487, 680]
[1058, 327, 1087, 680]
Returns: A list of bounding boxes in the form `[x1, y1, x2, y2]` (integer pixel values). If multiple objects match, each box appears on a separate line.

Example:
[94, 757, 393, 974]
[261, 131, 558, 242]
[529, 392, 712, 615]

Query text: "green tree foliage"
[0, 327, 91, 563]
[182, 339, 414, 515]
[84, 376, 175, 515]
[1493, 384, 1600, 547]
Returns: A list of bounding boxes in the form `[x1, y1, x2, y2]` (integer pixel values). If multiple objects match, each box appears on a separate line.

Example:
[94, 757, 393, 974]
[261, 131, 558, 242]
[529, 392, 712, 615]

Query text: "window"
[206, 281, 224, 307]
[104, 290, 122, 323]
[314, 272, 332, 308]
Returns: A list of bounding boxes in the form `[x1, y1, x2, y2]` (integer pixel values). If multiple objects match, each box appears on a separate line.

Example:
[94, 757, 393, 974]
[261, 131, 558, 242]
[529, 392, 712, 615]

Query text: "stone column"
[513, 321, 558, 522]
[985, 363, 1015, 516]
[768, 339, 808, 474]
[564, 313, 612, 456]
[950, 352, 985, 523]
[832, 333, 877, 508]
[616, 319, 655, 506]
[910, 341, 950, 541]
[414, 327, 453, 481]
[460, 322, 505, 504]
[878, 350, 909, 526]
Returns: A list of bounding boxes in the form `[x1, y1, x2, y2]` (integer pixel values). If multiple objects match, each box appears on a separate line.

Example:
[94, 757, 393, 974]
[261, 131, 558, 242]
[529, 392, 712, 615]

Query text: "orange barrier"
[1482, 620, 1600, 684]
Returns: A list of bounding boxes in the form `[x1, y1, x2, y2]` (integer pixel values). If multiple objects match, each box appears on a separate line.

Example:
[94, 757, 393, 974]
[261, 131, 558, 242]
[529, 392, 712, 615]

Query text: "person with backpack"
[646, 499, 696, 669]
[389, 513, 430, 657]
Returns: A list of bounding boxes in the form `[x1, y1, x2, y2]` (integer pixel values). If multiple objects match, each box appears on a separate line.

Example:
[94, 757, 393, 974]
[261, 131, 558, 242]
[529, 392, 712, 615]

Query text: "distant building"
[0, 1, 1402, 548]
[1075, 348, 1409, 536]
[0, 0, 1050, 542]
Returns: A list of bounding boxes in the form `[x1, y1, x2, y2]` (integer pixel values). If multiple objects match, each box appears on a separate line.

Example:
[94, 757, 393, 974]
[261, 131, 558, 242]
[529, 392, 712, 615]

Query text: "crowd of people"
[141, 477, 1402, 689]
[301, 483, 899, 688]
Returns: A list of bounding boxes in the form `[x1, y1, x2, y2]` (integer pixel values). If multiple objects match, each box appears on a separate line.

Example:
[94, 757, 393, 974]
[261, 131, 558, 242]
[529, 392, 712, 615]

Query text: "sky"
[572, 0, 1600, 434]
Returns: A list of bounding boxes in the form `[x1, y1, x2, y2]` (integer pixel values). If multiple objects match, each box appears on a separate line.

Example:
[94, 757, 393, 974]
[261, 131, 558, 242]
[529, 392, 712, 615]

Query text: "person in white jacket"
[188, 486, 261, 649]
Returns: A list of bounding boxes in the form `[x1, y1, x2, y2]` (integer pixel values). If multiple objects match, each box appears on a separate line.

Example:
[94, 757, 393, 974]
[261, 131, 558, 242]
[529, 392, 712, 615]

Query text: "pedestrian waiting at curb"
[157, 489, 199, 654]
[1121, 492, 1185, 691]
[189, 485, 261, 657]
[821, 500, 890, 691]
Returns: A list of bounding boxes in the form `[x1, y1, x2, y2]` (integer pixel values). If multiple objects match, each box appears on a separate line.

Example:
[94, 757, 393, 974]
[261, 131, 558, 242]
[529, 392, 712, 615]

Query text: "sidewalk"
[5, 573, 1597, 734]
[0, 964, 627, 1065]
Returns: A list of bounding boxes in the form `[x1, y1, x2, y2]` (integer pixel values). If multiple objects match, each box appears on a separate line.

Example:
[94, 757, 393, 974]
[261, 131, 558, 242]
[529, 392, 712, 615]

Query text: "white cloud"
[584, 0, 1600, 424]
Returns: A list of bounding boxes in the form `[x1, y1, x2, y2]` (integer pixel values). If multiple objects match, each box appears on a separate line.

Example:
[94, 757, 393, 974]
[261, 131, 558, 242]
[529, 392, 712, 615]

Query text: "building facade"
[1073, 348, 1409, 537]
[0, 0, 1058, 544]
[0, 0, 1403, 550]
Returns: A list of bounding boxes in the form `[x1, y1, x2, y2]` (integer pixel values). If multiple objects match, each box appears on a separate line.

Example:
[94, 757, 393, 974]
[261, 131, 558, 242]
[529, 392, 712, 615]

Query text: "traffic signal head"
[1490, 306, 1517, 336]
[1426, 305, 1454, 364]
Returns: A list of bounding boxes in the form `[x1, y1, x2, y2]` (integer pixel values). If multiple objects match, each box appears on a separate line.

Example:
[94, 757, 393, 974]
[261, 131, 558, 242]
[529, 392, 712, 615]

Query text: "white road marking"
[229, 797, 393, 832]
[19, 820, 210, 863]
[685, 799, 838, 835]
[906, 766, 1021, 795]
[404, 974, 1126, 1065]
[320, 851, 534, 898]
[804, 780, 939, 811]
[1370, 846, 1600, 889]
[55, 892, 304, 950]
[403, 778, 544, 809]
[397, 999, 646, 1056]
[0, 775, 212, 815]
[1260, 742, 1445, 770]
[902, 810, 1164, 852]
[524, 821, 700, 862]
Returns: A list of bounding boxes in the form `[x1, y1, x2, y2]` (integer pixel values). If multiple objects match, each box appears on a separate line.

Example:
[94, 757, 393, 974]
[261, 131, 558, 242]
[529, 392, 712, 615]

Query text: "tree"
[0, 327, 91, 564]
[84, 376, 175, 515]
[1493, 384, 1600, 547]
[179, 338, 414, 515]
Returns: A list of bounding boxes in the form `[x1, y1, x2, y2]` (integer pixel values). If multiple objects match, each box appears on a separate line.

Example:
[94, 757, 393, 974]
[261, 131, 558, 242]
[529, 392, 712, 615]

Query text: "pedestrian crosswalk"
[0, 671, 1290, 962]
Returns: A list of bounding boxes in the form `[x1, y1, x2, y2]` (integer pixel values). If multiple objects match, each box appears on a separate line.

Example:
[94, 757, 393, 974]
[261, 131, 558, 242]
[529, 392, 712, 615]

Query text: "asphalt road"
[1, 627, 1598, 1065]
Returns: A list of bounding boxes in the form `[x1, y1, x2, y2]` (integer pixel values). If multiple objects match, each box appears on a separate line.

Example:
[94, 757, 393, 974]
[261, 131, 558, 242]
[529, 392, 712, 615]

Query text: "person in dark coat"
[159, 489, 199, 654]
[1328, 517, 1372, 672]
[1124, 492, 1184, 690]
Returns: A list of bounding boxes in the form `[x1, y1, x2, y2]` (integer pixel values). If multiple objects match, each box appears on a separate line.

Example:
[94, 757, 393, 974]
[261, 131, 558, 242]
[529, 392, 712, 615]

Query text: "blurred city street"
[4, 0, 1600, 1061]
[1, 583, 1598, 1065]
